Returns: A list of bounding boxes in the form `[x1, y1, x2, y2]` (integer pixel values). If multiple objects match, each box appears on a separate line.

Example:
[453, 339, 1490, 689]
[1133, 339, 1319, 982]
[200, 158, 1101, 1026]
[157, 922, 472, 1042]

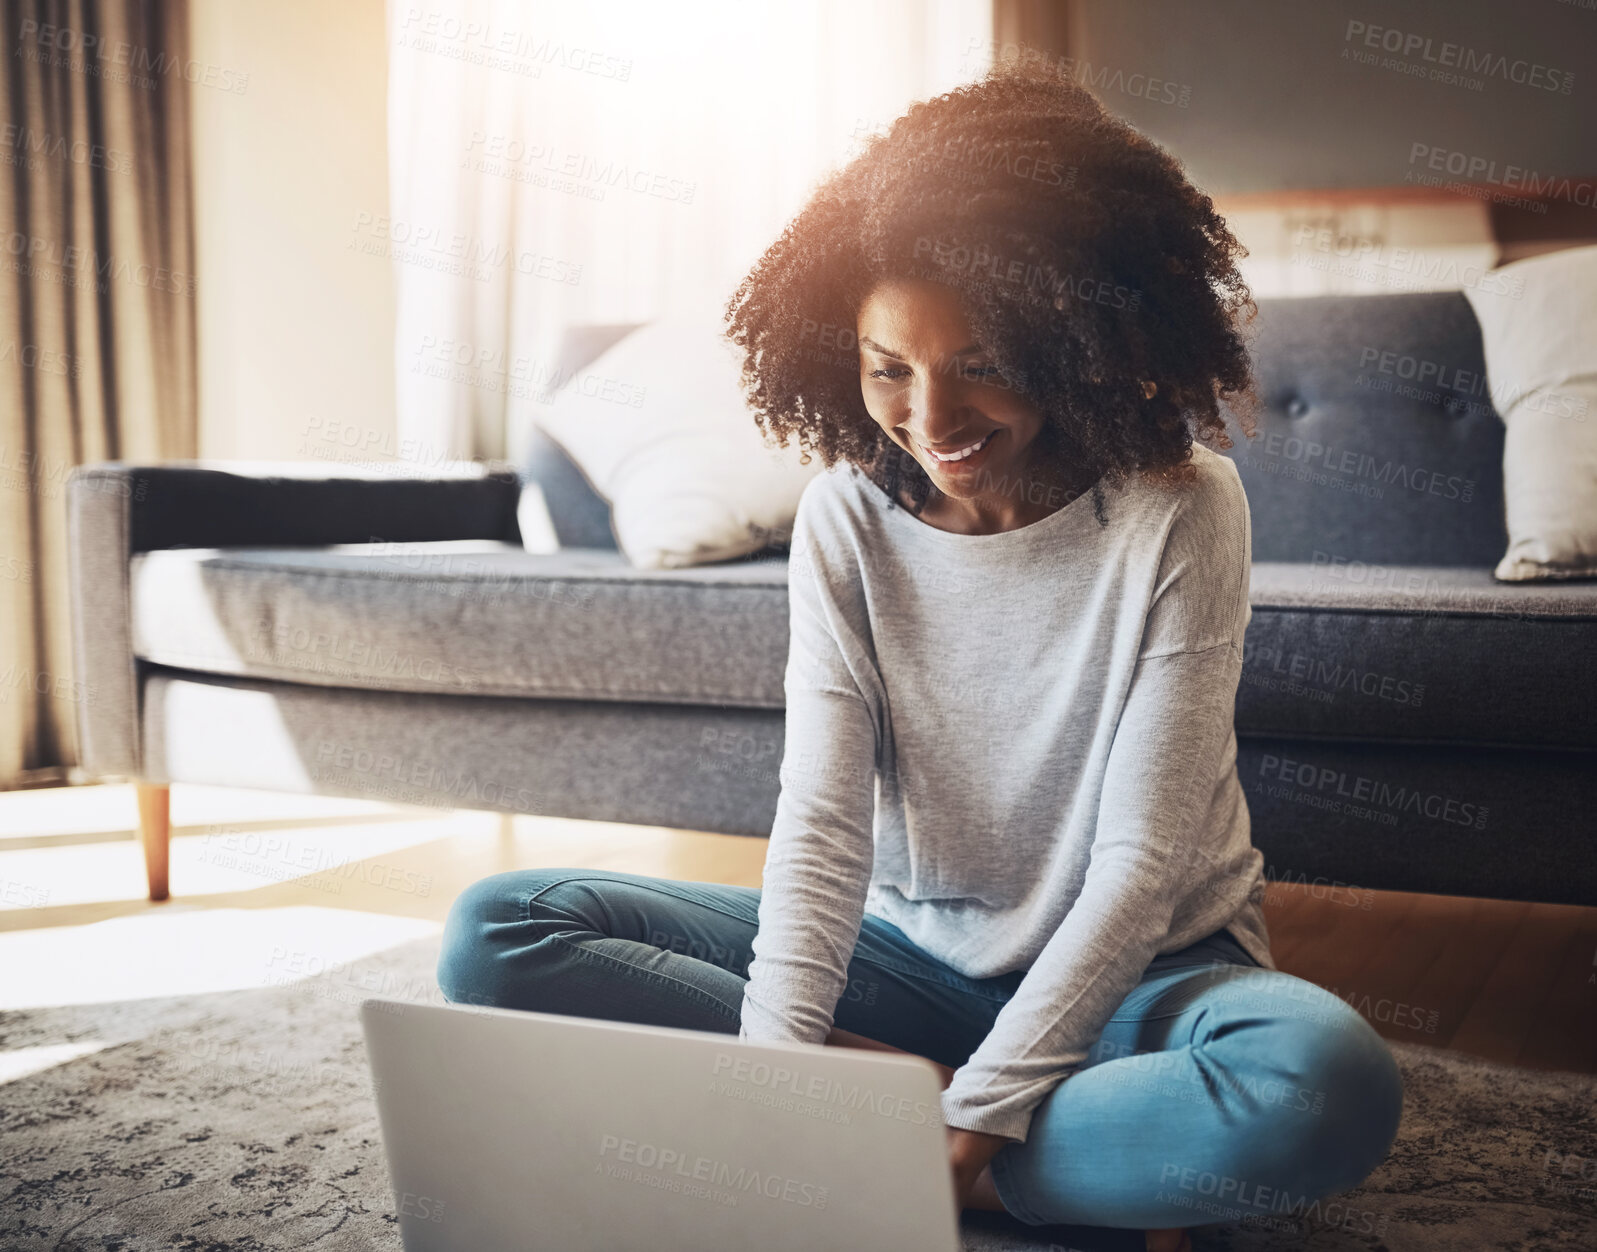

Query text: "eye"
[866, 366, 910, 381]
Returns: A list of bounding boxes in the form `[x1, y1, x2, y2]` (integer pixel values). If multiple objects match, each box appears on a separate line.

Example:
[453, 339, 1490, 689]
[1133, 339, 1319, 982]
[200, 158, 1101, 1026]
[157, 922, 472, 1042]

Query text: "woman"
[437, 63, 1403, 1249]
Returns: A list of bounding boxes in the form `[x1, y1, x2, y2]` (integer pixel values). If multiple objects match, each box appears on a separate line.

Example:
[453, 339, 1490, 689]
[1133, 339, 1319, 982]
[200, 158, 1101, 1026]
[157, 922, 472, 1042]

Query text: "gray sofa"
[67, 292, 1597, 905]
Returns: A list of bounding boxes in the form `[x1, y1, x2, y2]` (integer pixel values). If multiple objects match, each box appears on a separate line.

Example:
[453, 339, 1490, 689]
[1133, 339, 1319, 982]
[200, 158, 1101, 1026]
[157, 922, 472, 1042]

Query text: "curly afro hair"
[724, 57, 1256, 519]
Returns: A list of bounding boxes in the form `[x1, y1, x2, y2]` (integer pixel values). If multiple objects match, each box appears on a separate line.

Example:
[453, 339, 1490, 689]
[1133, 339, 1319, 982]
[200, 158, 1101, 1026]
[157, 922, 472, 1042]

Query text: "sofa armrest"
[66, 460, 523, 777]
[82, 460, 523, 553]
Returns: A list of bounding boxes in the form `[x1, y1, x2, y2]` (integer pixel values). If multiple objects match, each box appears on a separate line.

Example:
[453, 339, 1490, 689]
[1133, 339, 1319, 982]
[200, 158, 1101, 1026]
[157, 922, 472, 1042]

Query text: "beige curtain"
[385, 0, 990, 467]
[0, 0, 196, 787]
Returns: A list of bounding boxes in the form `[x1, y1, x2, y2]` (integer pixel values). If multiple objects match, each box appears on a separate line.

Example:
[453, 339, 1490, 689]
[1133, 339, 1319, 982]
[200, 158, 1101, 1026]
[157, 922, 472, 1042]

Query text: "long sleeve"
[939, 474, 1253, 1142]
[939, 641, 1245, 1140]
[737, 498, 879, 1045]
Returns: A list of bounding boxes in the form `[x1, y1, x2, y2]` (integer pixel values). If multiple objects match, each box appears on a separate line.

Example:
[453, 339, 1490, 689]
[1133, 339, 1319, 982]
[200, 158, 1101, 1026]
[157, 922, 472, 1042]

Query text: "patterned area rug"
[2, 934, 1592, 1251]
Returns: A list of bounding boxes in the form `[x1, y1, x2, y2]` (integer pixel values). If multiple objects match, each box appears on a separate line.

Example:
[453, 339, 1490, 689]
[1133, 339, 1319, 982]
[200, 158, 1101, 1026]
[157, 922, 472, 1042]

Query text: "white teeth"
[923, 431, 993, 462]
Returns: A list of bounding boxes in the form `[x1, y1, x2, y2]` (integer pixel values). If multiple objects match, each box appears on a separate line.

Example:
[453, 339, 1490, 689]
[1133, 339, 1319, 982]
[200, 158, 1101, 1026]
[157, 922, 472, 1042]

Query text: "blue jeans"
[437, 868, 1403, 1232]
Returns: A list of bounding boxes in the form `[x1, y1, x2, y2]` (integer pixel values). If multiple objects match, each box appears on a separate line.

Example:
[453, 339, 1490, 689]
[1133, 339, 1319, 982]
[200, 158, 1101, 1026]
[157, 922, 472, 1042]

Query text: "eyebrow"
[858, 337, 985, 359]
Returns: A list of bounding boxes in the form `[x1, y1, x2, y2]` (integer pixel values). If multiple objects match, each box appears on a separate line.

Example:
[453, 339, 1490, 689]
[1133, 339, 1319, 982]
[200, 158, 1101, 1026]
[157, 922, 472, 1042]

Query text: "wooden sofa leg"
[136, 783, 171, 902]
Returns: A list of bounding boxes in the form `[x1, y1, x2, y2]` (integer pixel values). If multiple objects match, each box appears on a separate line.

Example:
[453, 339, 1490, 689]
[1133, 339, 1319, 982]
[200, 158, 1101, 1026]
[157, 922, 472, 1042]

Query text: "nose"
[905, 372, 976, 446]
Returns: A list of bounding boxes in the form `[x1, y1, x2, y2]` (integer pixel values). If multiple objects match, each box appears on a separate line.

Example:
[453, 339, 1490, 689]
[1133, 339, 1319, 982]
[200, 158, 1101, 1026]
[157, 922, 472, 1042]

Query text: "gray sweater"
[736, 443, 1275, 1143]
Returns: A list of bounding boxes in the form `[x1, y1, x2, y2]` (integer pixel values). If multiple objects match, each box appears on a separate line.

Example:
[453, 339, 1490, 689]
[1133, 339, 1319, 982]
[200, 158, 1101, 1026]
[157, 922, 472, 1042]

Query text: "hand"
[946, 1126, 1010, 1210]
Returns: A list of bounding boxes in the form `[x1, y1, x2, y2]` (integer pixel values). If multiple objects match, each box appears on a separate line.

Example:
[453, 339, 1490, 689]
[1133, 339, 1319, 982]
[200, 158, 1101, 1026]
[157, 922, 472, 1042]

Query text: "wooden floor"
[1, 783, 1592, 1074]
[1261, 879, 1596, 1072]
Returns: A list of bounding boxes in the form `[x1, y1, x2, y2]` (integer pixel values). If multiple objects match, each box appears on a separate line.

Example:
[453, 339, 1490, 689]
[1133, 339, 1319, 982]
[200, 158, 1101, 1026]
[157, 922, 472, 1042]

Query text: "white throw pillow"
[1464, 245, 1597, 581]
[532, 307, 822, 569]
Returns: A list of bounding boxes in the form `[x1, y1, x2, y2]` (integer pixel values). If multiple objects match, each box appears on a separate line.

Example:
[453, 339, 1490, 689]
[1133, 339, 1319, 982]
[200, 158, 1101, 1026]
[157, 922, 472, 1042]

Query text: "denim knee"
[1232, 997, 1405, 1199]
[1308, 1007, 1404, 1191]
[436, 869, 564, 1007]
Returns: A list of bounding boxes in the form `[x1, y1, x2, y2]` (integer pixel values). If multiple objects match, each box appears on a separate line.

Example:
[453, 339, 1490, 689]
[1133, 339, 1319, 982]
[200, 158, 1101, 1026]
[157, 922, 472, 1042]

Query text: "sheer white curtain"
[386, 0, 991, 465]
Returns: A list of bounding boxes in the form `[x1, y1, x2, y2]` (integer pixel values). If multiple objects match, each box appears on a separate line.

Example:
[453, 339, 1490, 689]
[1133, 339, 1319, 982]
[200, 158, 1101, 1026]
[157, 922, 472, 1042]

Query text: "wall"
[189, 0, 395, 464]
[1008, 0, 1597, 296]
[1059, 0, 1597, 196]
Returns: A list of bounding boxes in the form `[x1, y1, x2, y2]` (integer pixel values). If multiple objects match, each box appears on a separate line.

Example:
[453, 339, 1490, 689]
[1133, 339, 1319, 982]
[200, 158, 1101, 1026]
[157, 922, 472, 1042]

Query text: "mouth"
[916, 429, 998, 469]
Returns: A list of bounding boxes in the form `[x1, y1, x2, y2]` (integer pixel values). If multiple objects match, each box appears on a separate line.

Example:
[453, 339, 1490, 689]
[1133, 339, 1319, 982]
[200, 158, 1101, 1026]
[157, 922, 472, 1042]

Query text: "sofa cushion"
[131, 543, 1596, 749]
[533, 308, 822, 569]
[1220, 292, 1508, 567]
[522, 322, 640, 551]
[1240, 562, 1597, 749]
[130, 542, 791, 708]
[1464, 245, 1597, 582]
[545, 294, 1516, 569]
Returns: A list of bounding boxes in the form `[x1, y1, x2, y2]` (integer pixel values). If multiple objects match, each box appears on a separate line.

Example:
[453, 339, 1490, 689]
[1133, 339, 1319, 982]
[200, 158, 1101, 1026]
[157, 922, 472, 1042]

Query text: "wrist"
[947, 1126, 1010, 1168]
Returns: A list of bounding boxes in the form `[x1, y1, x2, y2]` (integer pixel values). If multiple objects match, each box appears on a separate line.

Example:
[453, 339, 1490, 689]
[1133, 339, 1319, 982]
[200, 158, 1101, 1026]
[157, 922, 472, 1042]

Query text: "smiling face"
[856, 276, 1068, 533]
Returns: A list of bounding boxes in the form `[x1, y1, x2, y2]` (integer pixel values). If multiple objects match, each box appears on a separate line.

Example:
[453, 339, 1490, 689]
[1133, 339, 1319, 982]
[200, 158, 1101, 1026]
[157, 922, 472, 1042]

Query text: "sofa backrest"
[1224, 291, 1505, 567]
[528, 291, 1507, 566]
[524, 323, 641, 549]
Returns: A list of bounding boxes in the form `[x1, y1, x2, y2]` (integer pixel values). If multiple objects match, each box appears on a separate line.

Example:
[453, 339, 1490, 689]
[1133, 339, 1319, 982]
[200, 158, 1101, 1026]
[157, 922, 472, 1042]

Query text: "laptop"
[361, 998, 962, 1252]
